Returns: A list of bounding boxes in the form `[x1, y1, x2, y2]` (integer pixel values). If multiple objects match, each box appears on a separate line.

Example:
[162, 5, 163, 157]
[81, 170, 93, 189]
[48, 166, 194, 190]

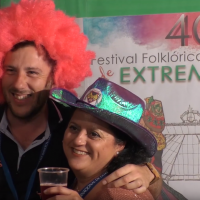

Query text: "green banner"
[1, 0, 200, 17]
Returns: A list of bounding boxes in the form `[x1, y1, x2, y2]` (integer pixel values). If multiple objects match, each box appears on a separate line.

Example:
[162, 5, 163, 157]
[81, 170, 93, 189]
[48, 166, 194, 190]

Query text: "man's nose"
[13, 72, 27, 89]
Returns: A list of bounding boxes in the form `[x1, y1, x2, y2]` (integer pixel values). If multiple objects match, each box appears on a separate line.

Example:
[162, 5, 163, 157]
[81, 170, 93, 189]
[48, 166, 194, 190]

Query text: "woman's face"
[63, 109, 125, 176]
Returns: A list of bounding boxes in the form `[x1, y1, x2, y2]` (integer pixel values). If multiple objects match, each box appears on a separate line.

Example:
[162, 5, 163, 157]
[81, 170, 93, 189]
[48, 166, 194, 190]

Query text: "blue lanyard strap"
[0, 132, 51, 200]
[78, 172, 108, 198]
[0, 148, 18, 200]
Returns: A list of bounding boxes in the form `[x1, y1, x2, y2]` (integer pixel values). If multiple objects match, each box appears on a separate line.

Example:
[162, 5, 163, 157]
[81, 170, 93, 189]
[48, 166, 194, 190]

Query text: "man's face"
[2, 45, 53, 119]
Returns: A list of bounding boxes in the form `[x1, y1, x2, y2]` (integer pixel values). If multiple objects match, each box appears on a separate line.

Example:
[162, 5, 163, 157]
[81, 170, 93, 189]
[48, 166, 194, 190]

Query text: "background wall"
[1, 1, 200, 199]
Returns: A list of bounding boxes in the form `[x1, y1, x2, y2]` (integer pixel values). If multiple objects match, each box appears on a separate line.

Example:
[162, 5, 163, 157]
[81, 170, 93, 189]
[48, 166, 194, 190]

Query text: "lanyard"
[0, 132, 51, 200]
[78, 172, 108, 199]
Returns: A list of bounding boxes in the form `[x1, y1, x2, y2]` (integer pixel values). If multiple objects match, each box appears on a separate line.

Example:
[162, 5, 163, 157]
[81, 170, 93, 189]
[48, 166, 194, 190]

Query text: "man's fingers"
[102, 164, 153, 193]
[106, 173, 136, 188]
[132, 186, 148, 194]
[120, 179, 143, 190]
[105, 173, 148, 195]
[102, 164, 133, 185]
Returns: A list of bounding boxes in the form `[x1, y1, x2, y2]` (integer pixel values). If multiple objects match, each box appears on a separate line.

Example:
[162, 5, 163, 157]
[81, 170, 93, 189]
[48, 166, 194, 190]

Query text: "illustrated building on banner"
[162, 106, 200, 182]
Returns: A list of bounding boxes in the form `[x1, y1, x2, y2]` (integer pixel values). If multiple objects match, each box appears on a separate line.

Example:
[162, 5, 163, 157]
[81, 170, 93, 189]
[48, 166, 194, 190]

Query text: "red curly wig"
[0, 0, 95, 102]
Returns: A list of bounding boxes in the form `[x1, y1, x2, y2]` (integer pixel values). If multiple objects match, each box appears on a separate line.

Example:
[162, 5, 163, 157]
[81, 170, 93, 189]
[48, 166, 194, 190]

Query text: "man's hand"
[102, 164, 155, 194]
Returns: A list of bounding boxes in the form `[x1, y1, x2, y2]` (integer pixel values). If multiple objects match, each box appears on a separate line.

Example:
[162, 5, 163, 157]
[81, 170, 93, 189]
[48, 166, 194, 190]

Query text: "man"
[0, 0, 161, 200]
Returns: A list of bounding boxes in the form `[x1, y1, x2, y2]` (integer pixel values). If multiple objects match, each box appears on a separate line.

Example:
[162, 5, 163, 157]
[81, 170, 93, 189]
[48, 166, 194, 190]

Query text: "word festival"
[92, 51, 200, 66]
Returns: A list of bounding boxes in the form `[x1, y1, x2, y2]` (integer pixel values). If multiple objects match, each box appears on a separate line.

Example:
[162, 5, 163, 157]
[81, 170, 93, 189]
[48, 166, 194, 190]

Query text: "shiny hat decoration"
[50, 78, 157, 157]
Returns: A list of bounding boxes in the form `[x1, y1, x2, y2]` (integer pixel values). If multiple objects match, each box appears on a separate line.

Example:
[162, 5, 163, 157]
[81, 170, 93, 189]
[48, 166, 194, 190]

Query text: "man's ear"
[46, 75, 54, 89]
[50, 81, 55, 89]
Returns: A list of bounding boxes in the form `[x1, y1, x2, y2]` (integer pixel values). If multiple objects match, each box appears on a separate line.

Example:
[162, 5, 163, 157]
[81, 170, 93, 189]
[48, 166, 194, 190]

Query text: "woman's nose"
[73, 130, 87, 146]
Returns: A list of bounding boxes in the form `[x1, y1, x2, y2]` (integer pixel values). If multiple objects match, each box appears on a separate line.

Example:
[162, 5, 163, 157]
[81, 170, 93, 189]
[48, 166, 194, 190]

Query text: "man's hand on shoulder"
[101, 163, 161, 196]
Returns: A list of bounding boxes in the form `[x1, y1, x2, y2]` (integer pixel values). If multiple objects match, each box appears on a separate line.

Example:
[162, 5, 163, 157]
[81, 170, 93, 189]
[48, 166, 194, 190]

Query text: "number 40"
[165, 14, 200, 46]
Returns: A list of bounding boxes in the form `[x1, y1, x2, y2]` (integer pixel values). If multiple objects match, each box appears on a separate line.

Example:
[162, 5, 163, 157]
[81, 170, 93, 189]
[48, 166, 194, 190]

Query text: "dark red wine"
[40, 183, 67, 200]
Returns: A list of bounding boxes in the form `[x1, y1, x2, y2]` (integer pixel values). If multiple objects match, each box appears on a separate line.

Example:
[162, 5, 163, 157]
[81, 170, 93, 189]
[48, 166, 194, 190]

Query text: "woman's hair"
[107, 125, 149, 174]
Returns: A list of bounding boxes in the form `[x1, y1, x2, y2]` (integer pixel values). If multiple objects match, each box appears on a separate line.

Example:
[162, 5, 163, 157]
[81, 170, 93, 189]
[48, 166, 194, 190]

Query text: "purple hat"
[50, 78, 157, 157]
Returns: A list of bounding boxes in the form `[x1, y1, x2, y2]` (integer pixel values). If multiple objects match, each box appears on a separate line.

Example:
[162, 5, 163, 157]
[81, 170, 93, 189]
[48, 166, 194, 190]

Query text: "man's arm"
[145, 162, 162, 199]
[101, 164, 162, 198]
[148, 176, 163, 199]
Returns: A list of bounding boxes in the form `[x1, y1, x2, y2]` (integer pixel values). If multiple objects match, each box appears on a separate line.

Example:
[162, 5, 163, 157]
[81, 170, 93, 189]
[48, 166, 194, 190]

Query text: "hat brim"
[50, 88, 157, 157]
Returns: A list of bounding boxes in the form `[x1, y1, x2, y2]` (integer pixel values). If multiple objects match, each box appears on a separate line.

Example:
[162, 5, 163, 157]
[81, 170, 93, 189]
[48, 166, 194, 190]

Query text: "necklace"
[74, 172, 108, 198]
[76, 184, 80, 192]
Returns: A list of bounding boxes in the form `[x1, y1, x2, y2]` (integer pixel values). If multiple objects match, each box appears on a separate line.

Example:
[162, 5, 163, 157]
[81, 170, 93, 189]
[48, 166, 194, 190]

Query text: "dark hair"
[107, 125, 149, 174]
[11, 41, 57, 68]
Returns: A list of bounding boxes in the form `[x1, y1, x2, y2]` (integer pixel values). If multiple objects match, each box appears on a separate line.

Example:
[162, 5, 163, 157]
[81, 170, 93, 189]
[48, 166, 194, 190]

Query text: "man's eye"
[5, 68, 15, 74]
[28, 71, 38, 75]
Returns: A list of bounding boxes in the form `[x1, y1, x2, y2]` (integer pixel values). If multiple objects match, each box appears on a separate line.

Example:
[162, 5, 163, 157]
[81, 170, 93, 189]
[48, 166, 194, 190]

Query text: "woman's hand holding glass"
[44, 187, 83, 200]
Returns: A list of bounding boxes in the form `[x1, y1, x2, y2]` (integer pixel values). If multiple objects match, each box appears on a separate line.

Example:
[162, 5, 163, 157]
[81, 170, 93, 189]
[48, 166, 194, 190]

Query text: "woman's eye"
[90, 132, 100, 138]
[69, 125, 78, 132]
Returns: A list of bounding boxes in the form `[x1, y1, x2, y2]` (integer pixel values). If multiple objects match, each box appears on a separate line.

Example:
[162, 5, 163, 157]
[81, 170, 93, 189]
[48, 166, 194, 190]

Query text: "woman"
[45, 78, 157, 200]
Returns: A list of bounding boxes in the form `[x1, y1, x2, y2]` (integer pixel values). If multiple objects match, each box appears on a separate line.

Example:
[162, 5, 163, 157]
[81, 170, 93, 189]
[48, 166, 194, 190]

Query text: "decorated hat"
[50, 78, 157, 157]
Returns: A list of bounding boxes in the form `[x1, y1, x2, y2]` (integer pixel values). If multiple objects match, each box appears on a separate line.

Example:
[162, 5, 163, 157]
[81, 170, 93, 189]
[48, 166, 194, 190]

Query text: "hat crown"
[80, 78, 145, 123]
